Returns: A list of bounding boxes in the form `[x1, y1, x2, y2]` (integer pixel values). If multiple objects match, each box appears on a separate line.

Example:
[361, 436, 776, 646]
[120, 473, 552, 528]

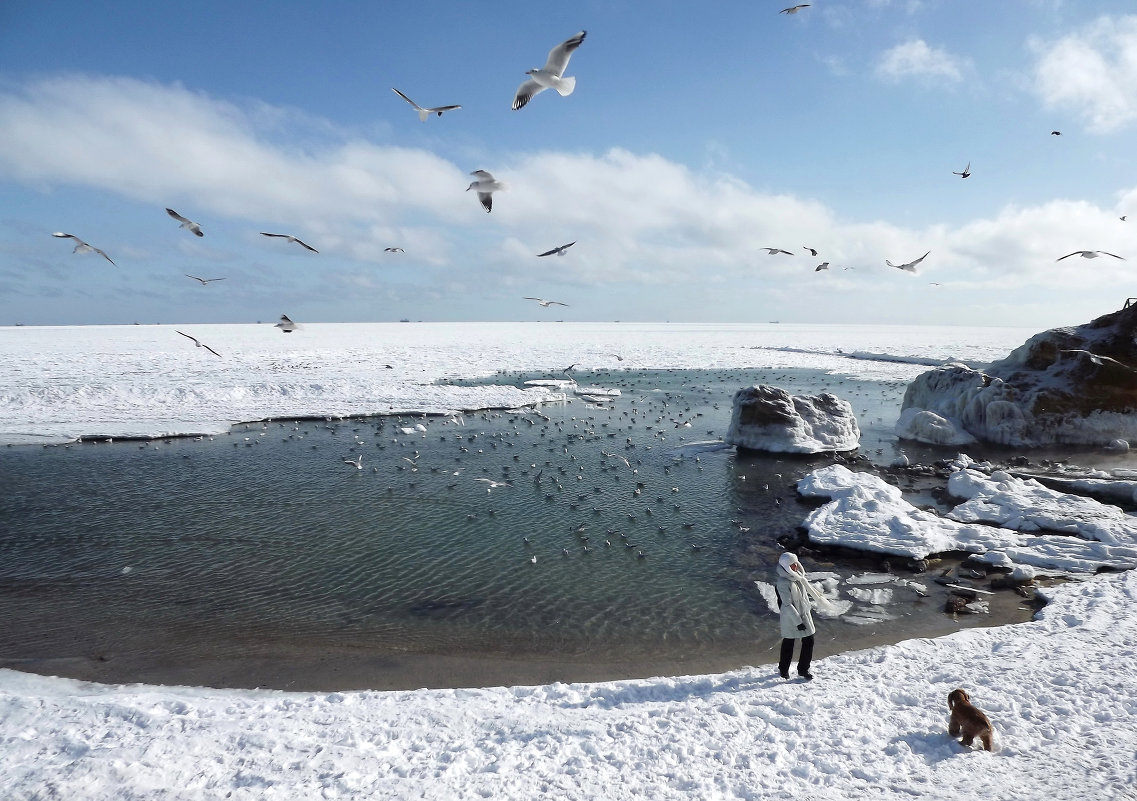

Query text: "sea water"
[0, 322, 1042, 688]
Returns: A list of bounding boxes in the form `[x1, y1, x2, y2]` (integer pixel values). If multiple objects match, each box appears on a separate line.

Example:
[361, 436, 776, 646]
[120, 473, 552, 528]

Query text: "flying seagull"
[537, 242, 576, 257]
[51, 232, 115, 265]
[390, 87, 461, 121]
[166, 208, 203, 237]
[384, 247, 405, 253]
[512, 30, 587, 111]
[1051, 131, 1062, 136]
[887, 251, 931, 272]
[761, 247, 794, 255]
[467, 170, 506, 212]
[260, 232, 318, 252]
[1056, 250, 1124, 261]
[780, 4, 810, 12]
[344, 455, 363, 470]
[1059, 349, 1136, 371]
[175, 330, 221, 358]
[953, 161, 971, 178]
[185, 274, 226, 285]
[275, 314, 298, 333]
[815, 262, 830, 271]
[803, 246, 818, 256]
[525, 297, 569, 308]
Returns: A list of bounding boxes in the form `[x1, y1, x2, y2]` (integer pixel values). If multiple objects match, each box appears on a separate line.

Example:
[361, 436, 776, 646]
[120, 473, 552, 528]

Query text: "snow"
[1, 571, 1133, 800]
[3, 321, 1136, 799]
[798, 464, 1137, 573]
[0, 321, 1032, 445]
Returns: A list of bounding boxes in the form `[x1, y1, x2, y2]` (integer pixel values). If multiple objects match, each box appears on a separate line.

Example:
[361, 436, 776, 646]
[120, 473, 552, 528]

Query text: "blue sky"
[2, 0, 1136, 327]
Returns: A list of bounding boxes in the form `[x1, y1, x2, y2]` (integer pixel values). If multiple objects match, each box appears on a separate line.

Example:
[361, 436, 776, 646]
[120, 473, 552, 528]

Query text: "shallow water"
[0, 366, 1049, 690]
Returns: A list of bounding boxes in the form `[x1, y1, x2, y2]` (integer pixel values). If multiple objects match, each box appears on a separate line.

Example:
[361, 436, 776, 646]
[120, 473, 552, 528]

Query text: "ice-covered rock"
[894, 407, 977, 446]
[724, 385, 859, 454]
[898, 304, 1137, 447]
[797, 464, 1137, 572]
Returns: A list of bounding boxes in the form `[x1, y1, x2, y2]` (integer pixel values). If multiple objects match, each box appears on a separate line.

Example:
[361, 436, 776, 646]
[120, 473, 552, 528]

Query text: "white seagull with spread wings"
[887, 251, 931, 273]
[1056, 250, 1124, 261]
[275, 314, 299, 333]
[176, 330, 221, 358]
[525, 297, 569, 308]
[467, 170, 506, 212]
[166, 208, 203, 237]
[512, 30, 587, 111]
[391, 87, 461, 121]
[260, 233, 318, 252]
[51, 233, 115, 265]
[185, 274, 226, 285]
[537, 242, 576, 257]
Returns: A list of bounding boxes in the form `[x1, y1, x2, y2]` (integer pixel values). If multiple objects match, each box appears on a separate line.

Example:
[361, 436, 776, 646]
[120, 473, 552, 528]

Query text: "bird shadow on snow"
[553, 670, 785, 710]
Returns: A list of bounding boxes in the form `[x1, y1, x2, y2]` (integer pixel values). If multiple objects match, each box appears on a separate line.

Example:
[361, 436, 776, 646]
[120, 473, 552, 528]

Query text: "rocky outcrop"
[725, 385, 859, 453]
[899, 304, 1137, 447]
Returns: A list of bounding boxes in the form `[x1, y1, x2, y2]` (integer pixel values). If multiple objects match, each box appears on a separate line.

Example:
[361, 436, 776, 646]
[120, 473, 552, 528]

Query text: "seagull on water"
[185, 274, 226, 285]
[51, 232, 115, 265]
[344, 455, 363, 470]
[953, 162, 971, 178]
[525, 297, 569, 308]
[512, 30, 587, 111]
[761, 247, 794, 255]
[391, 87, 461, 121]
[260, 232, 318, 252]
[780, 4, 810, 13]
[275, 314, 299, 333]
[1056, 250, 1124, 261]
[166, 208, 204, 237]
[887, 250, 930, 273]
[537, 242, 576, 257]
[475, 478, 512, 492]
[467, 170, 506, 212]
[176, 330, 221, 357]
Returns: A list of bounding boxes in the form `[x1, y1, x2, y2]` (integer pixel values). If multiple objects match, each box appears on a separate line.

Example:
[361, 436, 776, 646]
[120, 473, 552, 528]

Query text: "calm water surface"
[2, 367, 1038, 689]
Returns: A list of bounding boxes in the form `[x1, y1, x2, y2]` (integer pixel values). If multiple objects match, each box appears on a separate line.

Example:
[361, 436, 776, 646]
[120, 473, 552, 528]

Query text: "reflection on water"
[2, 367, 1017, 689]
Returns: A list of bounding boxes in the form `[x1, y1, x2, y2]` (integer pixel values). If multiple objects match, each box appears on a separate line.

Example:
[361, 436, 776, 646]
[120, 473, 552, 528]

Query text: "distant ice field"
[0, 322, 1037, 445]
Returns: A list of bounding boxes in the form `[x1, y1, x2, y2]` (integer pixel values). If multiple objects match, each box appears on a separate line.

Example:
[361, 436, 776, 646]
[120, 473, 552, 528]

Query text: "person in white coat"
[774, 552, 831, 681]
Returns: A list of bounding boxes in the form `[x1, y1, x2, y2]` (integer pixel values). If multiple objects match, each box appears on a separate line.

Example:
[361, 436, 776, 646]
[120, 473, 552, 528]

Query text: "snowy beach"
[3, 321, 1137, 799]
[2, 572, 1134, 800]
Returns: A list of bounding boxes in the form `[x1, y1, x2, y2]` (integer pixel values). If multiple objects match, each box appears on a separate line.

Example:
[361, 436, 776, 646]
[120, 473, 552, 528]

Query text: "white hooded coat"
[775, 554, 817, 639]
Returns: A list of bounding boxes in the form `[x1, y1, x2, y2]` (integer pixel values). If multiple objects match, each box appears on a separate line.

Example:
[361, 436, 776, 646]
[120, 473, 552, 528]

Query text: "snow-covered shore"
[2, 571, 1134, 800]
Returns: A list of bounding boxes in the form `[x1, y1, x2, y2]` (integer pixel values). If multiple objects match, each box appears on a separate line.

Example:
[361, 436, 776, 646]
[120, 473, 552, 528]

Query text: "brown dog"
[948, 689, 995, 751]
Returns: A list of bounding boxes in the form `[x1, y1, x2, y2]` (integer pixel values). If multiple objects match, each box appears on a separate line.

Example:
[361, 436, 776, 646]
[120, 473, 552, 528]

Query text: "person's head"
[778, 552, 804, 574]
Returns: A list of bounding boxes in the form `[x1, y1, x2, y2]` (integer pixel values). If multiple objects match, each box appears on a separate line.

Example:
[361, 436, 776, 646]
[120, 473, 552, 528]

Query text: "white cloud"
[875, 39, 966, 84]
[0, 74, 1132, 327]
[1030, 16, 1137, 133]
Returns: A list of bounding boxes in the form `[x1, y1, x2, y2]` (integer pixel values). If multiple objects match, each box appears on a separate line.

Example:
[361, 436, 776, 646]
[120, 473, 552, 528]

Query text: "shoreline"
[1, 550, 1049, 693]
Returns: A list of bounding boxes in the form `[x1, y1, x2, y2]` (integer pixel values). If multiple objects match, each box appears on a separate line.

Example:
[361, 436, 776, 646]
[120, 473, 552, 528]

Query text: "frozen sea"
[2, 322, 1136, 800]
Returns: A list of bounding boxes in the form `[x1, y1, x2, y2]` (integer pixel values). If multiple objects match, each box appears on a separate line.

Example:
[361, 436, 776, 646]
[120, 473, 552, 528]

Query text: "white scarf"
[778, 552, 837, 613]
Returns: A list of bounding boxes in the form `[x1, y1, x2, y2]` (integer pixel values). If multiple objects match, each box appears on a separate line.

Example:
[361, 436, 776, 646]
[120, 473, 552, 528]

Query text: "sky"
[2, 0, 1137, 328]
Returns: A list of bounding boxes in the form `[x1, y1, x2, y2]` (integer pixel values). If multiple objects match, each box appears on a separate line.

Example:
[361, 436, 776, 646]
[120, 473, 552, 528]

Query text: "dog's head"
[948, 689, 970, 709]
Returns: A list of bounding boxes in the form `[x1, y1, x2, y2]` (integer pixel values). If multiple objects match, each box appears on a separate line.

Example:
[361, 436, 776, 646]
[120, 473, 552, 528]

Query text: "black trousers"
[779, 634, 814, 677]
